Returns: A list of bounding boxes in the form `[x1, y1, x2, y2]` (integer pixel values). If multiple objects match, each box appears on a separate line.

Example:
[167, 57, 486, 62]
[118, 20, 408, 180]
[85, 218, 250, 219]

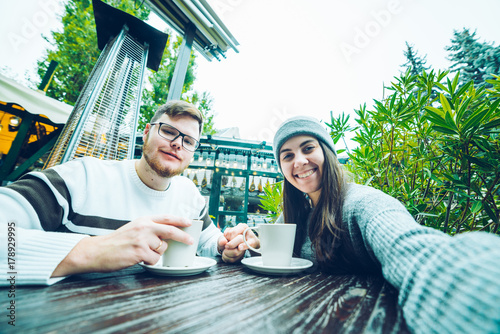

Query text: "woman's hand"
[220, 223, 260, 263]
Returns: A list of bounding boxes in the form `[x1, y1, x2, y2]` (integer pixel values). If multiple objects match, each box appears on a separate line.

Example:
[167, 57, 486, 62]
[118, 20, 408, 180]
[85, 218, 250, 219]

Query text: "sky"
[2, 0, 500, 151]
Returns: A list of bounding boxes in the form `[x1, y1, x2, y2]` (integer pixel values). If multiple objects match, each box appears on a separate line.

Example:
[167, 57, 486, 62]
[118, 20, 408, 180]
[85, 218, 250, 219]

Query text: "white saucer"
[241, 257, 313, 275]
[140, 257, 217, 277]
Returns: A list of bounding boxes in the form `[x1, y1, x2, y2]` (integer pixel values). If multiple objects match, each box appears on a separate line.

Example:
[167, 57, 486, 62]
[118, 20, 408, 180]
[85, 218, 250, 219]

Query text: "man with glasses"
[0, 100, 252, 286]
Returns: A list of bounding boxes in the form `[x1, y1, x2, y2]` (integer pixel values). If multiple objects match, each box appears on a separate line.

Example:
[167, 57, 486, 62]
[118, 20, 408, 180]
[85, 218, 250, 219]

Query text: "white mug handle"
[243, 227, 260, 253]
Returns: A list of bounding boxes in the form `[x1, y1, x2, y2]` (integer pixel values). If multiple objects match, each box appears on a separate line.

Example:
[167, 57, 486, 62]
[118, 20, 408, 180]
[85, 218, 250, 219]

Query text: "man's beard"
[142, 137, 186, 178]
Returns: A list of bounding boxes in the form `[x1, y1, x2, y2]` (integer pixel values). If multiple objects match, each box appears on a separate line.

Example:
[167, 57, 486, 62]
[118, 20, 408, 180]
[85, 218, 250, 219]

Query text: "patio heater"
[44, 0, 167, 169]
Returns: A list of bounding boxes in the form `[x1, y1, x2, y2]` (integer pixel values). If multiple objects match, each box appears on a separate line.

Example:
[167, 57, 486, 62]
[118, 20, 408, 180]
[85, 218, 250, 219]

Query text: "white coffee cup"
[243, 223, 296, 267]
[162, 219, 203, 267]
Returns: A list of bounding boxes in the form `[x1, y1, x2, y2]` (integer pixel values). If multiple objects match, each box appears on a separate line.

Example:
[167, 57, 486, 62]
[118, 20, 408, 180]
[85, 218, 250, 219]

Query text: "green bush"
[329, 70, 500, 235]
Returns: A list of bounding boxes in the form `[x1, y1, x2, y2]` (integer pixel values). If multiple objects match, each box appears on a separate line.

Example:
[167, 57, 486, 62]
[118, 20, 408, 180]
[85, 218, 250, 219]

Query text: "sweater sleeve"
[0, 225, 88, 286]
[196, 204, 222, 258]
[344, 184, 500, 334]
[0, 174, 88, 286]
[197, 223, 222, 258]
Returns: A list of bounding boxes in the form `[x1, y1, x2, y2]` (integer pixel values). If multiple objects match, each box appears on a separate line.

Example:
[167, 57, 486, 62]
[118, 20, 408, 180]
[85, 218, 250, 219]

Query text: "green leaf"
[484, 202, 499, 224]
[455, 81, 473, 100]
[423, 168, 432, 178]
[444, 110, 458, 131]
[258, 182, 283, 221]
[416, 204, 428, 212]
[481, 118, 500, 131]
[442, 173, 459, 183]
[435, 82, 448, 92]
[461, 104, 491, 134]
[432, 125, 458, 135]
[425, 107, 449, 128]
[446, 77, 453, 94]
[440, 93, 452, 113]
[425, 106, 444, 116]
[465, 155, 494, 170]
[389, 93, 397, 110]
[416, 212, 439, 217]
[364, 176, 375, 186]
[451, 72, 460, 95]
[457, 96, 472, 122]
[489, 98, 500, 114]
[470, 201, 482, 214]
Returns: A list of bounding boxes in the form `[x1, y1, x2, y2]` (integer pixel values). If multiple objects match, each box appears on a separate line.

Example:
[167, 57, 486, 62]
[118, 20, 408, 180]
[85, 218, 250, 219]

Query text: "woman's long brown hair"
[282, 141, 347, 270]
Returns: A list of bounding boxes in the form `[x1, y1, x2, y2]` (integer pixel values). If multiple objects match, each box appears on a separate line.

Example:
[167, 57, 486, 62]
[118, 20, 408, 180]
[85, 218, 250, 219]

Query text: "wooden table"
[2, 260, 409, 333]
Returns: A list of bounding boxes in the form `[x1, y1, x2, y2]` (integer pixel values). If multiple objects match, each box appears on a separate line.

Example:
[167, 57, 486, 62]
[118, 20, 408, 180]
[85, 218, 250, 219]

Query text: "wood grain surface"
[3, 261, 409, 334]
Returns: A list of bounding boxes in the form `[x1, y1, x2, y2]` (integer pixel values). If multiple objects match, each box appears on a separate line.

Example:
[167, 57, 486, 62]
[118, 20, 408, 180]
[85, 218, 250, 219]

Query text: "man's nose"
[170, 135, 183, 149]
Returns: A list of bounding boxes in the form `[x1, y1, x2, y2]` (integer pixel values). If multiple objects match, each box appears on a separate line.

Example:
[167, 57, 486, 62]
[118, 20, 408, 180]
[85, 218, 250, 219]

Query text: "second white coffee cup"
[243, 223, 296, 267]
[162, 219, 203, 267]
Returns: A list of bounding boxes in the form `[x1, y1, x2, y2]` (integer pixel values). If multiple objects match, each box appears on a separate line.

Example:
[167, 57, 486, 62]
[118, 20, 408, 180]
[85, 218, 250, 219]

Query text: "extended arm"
[344, 184, 500, 334]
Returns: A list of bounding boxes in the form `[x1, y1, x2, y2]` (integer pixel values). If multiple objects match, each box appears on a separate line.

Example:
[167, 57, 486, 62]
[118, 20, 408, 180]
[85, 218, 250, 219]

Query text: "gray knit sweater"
[281, 183, 500, 334]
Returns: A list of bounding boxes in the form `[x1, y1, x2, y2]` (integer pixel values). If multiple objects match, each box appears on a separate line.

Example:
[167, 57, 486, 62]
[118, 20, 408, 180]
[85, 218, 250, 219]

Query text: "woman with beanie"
[226, 116, 500, 334]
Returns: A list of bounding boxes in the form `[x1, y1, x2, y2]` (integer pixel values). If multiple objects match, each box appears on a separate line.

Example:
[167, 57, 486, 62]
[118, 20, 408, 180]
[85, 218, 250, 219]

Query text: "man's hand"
[219, 223, 260, 263]
[51, 215, 193, 277]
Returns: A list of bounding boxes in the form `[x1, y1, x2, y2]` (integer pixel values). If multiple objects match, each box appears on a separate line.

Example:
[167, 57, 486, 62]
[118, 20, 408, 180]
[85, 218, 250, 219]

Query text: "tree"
[37, 0, 149, 104]
[400, 42, 429, 76]
[37, 0, 217, 133]
[137, 31, 217, 135]
[137, 31, 196, 130]
[446, 28, 500, 88]
[328, 70, 500, 235]
[186, 91, 217, 135]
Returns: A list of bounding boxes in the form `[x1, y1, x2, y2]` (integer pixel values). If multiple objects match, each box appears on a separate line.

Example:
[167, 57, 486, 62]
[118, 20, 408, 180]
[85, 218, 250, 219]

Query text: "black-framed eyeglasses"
[150, 122, 200, 152]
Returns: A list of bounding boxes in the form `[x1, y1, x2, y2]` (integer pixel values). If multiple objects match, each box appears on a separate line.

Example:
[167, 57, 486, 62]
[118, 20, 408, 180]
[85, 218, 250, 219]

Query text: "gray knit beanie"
[273, 116, 336, 169]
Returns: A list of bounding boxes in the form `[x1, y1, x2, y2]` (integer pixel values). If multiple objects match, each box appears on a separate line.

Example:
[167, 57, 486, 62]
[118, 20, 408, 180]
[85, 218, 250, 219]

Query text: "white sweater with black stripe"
[0, 157, 222, 285]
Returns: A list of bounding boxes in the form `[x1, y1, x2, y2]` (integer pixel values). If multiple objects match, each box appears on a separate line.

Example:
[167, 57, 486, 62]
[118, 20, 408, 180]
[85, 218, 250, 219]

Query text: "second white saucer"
[241, 257, 313, 275]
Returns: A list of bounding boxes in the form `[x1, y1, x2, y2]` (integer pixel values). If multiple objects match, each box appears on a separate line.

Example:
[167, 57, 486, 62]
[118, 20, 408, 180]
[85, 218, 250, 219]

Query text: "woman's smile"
[295, 168, 317, 179]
